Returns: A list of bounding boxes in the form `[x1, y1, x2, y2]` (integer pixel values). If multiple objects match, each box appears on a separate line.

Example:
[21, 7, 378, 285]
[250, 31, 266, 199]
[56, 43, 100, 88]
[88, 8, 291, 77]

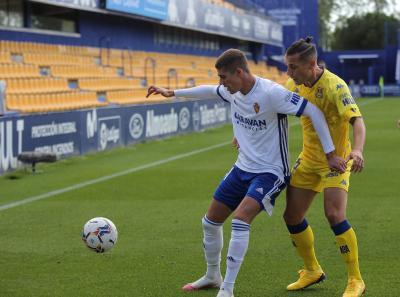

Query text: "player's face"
[285, 54, 314, 85]
[217, 67, 242, 94]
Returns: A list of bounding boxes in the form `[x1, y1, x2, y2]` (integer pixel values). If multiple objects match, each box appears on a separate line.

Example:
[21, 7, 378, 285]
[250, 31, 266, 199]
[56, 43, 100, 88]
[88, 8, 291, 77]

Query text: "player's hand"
[346, 149, 364, 173]
[146, 85, 174, 98]
[232, 137, 240, 149]
[326, 152, 347, 173]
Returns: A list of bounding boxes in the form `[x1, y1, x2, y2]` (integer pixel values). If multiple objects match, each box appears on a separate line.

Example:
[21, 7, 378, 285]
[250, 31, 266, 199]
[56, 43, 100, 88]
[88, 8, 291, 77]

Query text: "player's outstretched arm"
[174, 85, 220, 100]
[146, 86, 175, 98]
[147, 85, 219, 100]
[347, 116, 366, 173]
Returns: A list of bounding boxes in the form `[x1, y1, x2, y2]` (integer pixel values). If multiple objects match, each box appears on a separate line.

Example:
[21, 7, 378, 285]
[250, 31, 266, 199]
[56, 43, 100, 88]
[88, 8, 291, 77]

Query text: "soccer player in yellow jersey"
[283, 37, 366, 297]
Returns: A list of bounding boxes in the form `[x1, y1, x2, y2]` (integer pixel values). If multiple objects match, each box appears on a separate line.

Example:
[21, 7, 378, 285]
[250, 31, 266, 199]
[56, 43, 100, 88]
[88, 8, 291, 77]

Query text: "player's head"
[215, 49, 250, 94]
[285, 36, 319, 85]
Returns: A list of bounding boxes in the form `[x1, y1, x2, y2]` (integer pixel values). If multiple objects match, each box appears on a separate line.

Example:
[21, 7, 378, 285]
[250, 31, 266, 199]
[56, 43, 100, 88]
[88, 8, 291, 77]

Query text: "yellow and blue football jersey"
[286, 69, 362, 168]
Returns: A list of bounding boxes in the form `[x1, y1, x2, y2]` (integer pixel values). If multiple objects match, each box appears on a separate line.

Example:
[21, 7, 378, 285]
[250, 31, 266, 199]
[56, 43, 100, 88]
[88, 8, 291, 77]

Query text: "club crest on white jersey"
[216, 77, 308, 181]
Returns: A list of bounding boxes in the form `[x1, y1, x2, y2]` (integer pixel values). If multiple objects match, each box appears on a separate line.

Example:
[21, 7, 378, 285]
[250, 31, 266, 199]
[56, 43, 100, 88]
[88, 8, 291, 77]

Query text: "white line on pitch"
[0, 141, 231, 211]
[0, 97, 380, 211]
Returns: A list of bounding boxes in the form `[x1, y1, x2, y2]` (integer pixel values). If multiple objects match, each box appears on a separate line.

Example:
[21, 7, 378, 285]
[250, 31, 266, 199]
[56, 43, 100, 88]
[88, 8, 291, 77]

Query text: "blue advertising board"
[262, 0, 319, 49]
[43, 0, 281, 45]
[106, 0, 169, 21]
[81, 106, 126, 154]
[350, 84, 400, 97]
[21, 112, 82, 156]
[164, 0, 282, 45]
[0, 111, 82, 173]
[0, 98, 230, 175]
[382, 85, 400, 96]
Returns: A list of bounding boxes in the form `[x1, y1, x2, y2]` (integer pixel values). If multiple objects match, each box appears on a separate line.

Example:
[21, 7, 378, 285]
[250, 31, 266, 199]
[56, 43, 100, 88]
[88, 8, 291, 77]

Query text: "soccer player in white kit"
[147, 49, 346, 297]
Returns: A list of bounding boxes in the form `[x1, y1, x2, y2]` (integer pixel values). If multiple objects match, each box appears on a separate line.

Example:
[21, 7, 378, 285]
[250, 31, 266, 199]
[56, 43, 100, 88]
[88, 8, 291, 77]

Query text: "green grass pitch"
[0, 97, 399, 296]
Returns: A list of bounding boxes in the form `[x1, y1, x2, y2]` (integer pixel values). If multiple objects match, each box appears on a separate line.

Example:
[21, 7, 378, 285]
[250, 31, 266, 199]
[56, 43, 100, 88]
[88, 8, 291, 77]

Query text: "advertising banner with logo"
[353, 84, 400, 97]
[124, 99, 230, 144]
[22, 113, 81, 156]
[125, 103, 184, 143]
[382, 85, 400, 97]
[164, 0, 282, 45]
[44, 0, 281, 44]
[191, 99, 231, 131]
[0, 117, 24, 173]
[106, 0, 169, 21]
[1, 99, 230, 175]
[82, 107, 125, 154]
[43, 0, 100, 9]
[0, 112, 82, 174]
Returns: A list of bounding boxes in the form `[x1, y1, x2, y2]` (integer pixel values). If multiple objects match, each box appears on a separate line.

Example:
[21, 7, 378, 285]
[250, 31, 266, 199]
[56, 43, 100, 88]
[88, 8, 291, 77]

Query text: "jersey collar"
[239, 75, 259, 97]
[307, 68, 325, 89]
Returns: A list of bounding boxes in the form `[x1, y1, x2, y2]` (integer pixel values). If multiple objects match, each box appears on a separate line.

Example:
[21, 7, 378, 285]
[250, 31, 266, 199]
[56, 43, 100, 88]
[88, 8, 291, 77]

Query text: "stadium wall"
[263, 0, 319, 48]
[397, 30, 400, 83]
[0, 2, 267, 58]
[321, 50, 389, 84]
[385, 46, 398, 84]
[321, 49, 400, 96]
[0, 11, 217, 55]
[0, 99, 231, 175]
[258, 0, 318, 69]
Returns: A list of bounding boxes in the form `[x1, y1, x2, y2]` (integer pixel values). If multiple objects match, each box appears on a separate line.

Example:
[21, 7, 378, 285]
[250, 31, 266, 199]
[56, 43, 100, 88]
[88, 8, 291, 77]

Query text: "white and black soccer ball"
[82, 217, 118, 253]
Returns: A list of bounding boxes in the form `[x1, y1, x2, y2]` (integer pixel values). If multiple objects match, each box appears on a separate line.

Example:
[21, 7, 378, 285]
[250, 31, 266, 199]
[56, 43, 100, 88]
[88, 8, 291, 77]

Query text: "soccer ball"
[82, 217, 118, 253]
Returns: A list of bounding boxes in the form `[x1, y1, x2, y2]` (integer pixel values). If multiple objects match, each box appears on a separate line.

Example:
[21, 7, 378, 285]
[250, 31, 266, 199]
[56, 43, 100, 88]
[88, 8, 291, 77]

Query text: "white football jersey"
[216, 76, 308, 181]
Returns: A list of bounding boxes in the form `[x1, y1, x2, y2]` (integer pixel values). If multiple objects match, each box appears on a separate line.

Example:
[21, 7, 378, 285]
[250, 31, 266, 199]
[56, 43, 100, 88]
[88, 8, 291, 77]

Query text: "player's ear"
[236, 67, 244, 77]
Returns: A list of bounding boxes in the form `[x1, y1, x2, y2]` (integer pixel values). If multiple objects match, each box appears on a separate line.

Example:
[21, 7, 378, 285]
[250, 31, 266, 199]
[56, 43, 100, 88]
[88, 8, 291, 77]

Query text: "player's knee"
[232, 212, 252, 224]
[282, 211, 291, 223]
[324, 210, 345, 225]
[283, 209, 302, 225]
[233, 206, 259, 223]
[202, 215, 220, 230]
[233, 207, 256, 224]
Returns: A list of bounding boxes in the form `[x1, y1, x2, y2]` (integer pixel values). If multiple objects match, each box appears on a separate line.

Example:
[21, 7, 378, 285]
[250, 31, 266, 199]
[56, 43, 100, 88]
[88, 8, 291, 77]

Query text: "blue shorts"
[214, 166, 287, 215]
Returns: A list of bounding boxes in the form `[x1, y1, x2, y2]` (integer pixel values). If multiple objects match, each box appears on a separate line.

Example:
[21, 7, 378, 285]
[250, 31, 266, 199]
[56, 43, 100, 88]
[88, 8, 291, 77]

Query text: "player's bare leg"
[216, 196, 261, 297]
[324, 188, 365, 297]
[284, 185, 316, 225]
[284, 186, 326, 290]
[182, 199, 231, 292]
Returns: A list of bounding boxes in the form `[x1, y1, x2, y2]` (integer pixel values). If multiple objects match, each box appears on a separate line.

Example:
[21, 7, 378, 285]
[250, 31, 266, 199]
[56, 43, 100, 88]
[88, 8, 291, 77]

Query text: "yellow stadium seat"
[106, 88, 168, 105]
[1, 40, 289, 113]
[0, 51, 11, 63]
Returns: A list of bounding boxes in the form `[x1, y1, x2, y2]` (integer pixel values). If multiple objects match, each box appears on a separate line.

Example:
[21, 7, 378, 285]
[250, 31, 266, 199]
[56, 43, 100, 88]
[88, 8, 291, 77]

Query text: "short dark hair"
[215, 49, 249, 73]
[286, 36, 317, 61]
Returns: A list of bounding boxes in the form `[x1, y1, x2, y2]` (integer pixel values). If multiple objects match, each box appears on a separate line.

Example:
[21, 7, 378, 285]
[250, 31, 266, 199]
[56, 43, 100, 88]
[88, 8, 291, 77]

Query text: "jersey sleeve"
[174, 85, 219, 100]
[269, 83, 308, 117]
[332, 83, 362, 121]
[215, 84, 231, 103]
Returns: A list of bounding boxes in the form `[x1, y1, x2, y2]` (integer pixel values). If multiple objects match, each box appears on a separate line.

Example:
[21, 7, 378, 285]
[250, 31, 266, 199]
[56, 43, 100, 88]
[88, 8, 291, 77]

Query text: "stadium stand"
[0, 40, 287, 114]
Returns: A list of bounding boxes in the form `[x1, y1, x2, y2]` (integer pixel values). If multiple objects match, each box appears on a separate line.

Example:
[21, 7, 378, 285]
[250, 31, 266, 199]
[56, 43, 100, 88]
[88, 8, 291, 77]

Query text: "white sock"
[202, 215, 223, 280]
[221, 219, 250, 293]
